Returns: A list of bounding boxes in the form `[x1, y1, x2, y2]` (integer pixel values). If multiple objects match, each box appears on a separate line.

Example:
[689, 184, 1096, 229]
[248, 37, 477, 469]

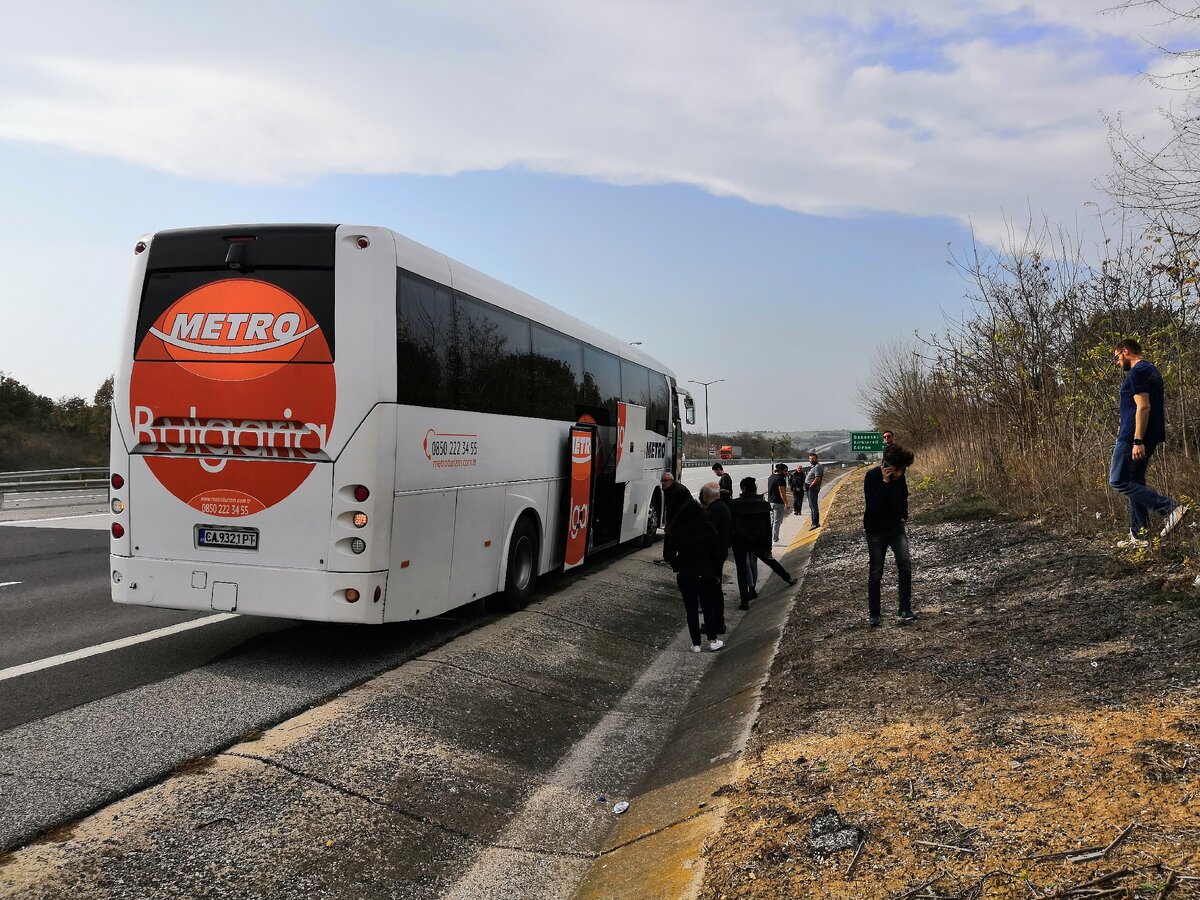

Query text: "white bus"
[109, 224, 695, 623]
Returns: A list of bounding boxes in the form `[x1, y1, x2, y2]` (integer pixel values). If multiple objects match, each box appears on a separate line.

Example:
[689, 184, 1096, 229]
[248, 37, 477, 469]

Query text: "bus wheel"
[497, 517, 538, 611]
[641, 496, 661, 548]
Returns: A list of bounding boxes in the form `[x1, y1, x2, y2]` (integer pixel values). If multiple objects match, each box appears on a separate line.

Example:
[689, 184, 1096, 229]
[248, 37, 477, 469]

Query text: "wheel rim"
[512, 535, 534, 590]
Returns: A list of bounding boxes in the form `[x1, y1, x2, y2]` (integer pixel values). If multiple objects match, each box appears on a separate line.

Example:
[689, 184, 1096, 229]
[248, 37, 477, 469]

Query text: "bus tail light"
[112, 523, 125, 538]
[353, 485, 370, 502]
[111, 474, 125, 489]
[345, 588, 360, 603]
[111, 499, 126, 514]
[353, 513, 368, 528]
[350, 538, 366, 554]
[373, 586, 382, 603]
[134, 241, 147, 255]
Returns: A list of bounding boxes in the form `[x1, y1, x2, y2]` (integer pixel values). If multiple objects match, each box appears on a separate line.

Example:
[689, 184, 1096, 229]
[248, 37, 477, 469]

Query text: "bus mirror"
[684, 396, 696, 425]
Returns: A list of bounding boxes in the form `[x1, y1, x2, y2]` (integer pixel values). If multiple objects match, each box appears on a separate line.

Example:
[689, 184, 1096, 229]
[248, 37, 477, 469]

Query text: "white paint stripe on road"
[0, 513, 109, 530]
[0, 582, 21, 588]
[0, 613, 238, 682]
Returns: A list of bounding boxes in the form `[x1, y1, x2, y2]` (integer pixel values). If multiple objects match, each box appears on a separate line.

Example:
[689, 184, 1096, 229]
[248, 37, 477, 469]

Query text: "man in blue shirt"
[1109, 339, 1189, 545]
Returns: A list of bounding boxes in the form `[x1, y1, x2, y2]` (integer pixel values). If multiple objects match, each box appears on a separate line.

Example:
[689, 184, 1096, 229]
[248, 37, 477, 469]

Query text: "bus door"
[564, 423, 597, 572]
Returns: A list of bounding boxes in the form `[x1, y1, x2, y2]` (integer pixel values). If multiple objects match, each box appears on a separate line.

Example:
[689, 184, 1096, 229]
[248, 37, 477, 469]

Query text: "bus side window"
[531, 324, 583, 420]
[620, 359, 651, 414]
[398, 273, 455, 408]
[582, 347, 620, 424]
[649, 372, 670, 436]
[456, 292, 532, 417]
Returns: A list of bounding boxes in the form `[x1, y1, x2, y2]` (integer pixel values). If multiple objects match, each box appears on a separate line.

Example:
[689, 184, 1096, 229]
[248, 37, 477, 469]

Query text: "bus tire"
[496, 516, 539, 612]
[641, 493, 661, 548]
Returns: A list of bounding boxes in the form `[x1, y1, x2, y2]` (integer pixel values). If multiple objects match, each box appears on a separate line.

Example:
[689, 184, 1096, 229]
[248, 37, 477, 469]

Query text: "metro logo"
[153, 311, 316, 354]
[130, 278, 335, 518]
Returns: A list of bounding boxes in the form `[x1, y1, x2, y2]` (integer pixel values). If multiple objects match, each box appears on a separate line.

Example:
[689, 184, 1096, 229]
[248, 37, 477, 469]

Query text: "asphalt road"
[0, 520, 297, 731]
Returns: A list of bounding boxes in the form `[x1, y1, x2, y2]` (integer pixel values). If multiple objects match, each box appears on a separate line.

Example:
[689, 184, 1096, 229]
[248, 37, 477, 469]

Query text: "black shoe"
[896, 609, 916, 623]
[738, 601, 750, 611]
[749, 589, 758, 600]
[786, 577, 798, 587]
[868, 615, 881, 627]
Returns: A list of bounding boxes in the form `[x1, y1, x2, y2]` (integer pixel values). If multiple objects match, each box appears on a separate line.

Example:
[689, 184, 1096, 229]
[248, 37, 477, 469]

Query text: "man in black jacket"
[665, 497, 725, 652]
[729, 476, 798, 610]
[863, 444, 916, 626]
[659, 471, 693, 564]
[712, 463, 733, 501]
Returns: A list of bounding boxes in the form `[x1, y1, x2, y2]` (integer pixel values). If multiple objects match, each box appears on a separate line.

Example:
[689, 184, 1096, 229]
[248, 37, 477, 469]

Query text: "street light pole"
[688, 379, 724, 460]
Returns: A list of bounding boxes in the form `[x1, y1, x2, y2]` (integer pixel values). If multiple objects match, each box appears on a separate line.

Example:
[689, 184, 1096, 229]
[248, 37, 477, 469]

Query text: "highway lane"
[0, 519, 305, 731]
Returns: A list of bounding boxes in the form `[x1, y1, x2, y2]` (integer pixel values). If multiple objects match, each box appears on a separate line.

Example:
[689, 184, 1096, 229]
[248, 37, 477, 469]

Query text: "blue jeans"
[771, 502, 786, 542]
[807, 487, 821, 527]
[1108, 440, 1175, 537]
[866, 525, 911, 617]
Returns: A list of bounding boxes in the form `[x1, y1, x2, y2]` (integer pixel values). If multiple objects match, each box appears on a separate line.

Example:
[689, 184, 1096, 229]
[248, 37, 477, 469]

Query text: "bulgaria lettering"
[134, 405, 328, 460]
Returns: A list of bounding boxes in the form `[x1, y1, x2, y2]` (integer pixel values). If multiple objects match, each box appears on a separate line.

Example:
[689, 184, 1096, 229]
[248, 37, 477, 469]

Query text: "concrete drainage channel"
[0, 540, 814, 900]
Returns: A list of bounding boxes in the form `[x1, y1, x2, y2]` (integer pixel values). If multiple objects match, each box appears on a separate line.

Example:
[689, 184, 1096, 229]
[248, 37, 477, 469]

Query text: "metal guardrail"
[0, 467, 109, 511]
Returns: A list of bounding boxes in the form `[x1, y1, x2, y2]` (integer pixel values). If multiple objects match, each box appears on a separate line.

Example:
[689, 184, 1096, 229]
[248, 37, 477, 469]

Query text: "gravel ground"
[697, 469, 1200, 899]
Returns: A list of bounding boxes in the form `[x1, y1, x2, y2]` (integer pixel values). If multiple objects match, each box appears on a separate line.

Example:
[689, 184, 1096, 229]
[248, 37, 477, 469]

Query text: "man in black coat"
[863, 444, 916, 626]
[729, 476, 797, 610]
[659, 470, 693, 564]
[700, 482, 730, 634]
[664, 497, 725, 652]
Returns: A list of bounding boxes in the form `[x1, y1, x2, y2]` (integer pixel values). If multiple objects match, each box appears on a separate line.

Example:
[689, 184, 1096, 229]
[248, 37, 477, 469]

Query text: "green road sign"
[851, 431, 884, 453]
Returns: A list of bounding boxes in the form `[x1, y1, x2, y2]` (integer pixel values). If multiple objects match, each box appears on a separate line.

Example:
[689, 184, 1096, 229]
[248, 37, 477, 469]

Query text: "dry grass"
[698, 467, 1200, 899]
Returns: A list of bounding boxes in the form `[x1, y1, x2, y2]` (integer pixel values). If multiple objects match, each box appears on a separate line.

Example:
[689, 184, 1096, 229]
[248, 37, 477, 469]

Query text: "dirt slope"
[699, 470, 1199, 899]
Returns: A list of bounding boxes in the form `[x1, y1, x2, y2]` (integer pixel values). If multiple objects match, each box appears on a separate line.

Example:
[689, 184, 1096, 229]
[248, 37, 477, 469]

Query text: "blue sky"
[0, 1, 1186, 432]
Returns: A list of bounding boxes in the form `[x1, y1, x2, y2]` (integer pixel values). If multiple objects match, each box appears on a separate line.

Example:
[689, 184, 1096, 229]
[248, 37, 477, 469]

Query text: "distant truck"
[718, 445, 742, 460]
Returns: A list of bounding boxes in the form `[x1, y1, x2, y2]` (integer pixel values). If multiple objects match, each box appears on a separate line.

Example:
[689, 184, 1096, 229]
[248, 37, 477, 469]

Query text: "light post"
[688, 379, 724, 460]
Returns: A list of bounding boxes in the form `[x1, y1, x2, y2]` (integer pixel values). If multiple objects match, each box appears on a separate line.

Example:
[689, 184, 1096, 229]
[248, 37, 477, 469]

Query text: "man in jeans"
[864, 444, 916, 626]
[766, 462, 789, 545]
[804, 451, 825, 528]
[1109, 338, 1189, 546]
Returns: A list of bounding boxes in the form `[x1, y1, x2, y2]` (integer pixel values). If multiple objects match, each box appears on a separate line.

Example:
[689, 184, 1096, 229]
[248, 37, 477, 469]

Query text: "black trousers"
[677, 573, 720, 645]
[732, 546, 791, 601]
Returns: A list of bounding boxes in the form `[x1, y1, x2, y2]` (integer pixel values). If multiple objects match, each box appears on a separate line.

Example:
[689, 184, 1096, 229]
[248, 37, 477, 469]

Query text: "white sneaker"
[1161, 505, 1190, 539]
[708, 639, 724, 651]
[691, 645, 701, 653]
[1116, 533, 1150, 549]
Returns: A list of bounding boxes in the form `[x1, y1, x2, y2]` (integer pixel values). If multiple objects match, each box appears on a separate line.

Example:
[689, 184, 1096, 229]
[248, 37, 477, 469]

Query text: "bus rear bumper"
[109, 555, 389, 624]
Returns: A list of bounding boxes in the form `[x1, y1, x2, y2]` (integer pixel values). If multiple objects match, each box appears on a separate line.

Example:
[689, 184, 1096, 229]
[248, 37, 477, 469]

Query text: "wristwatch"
[1132, 438, 1145, 446]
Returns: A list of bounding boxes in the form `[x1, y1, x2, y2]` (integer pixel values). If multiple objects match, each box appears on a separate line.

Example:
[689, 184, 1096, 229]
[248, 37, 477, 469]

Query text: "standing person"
[788, 464, 806, 515]
[767, 462, 789, 545]
[659, 471, 693, 564]
[664, 497, 724, 652]
[804, 451, 825, 528]
[1109, 339, 1190, 545]
[864, 444, 916, 626]
[712, 463, 733, 501]
[700, 482, 731, 633]
[729, 476, 798, 610]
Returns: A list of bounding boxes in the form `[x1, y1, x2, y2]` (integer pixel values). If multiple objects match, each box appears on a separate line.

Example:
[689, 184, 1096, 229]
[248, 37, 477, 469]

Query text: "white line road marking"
[0, 582, 21, 588]
[0, 614, 238, 682]
[0, 513, 109, 530]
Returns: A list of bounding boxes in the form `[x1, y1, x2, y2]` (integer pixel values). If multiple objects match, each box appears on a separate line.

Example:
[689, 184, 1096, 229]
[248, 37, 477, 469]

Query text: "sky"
[0, 1, 1191, 432]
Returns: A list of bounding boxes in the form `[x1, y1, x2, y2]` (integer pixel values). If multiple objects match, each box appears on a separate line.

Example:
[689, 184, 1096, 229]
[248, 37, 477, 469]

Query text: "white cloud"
[0, 0, 1189, 242]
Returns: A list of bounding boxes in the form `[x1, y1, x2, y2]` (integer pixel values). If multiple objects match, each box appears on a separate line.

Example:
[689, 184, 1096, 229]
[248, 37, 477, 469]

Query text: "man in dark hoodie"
[863, 444, 916, 626]
[665, 496, 725, 652]
[729, 476, 798, 610]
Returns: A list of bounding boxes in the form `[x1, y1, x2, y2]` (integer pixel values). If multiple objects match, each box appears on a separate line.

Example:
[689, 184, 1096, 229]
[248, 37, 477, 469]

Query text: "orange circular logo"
[130, 278, 335, 518]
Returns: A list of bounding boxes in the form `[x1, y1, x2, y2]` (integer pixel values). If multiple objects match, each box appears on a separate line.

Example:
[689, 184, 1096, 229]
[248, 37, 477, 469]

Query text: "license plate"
[195, 525, 259, 550]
